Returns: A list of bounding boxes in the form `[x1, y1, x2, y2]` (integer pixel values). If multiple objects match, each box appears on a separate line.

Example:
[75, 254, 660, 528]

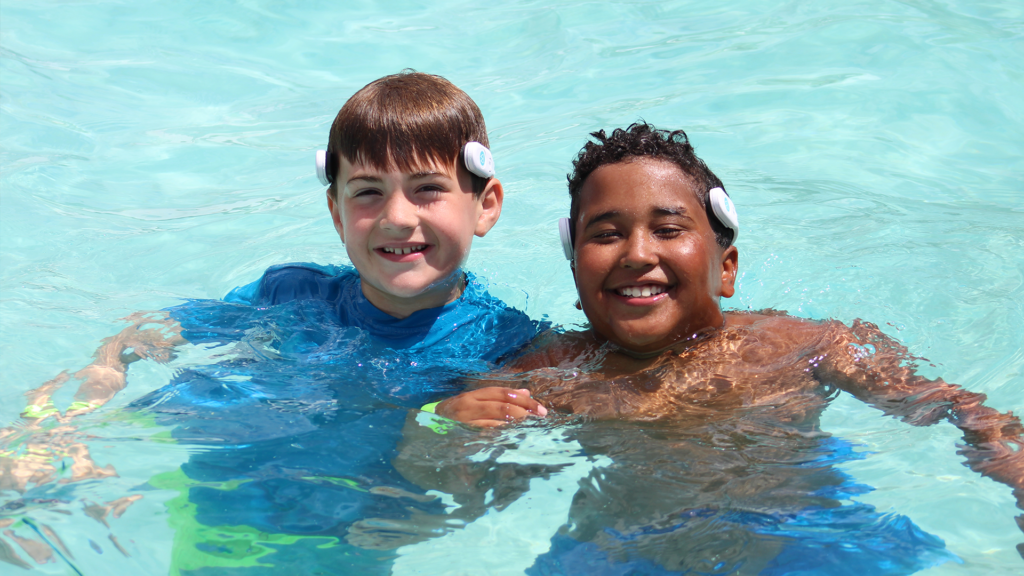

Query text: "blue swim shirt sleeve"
[224, 263, 351, 307]
[164, 299, 258, 344]
[168, 263, 352, 344]
[456, 275, 546, 365]
[484, 305, 542, 364]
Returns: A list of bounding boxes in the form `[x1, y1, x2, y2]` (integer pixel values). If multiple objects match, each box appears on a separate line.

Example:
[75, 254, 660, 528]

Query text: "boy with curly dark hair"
[435, 123, 1023, 510]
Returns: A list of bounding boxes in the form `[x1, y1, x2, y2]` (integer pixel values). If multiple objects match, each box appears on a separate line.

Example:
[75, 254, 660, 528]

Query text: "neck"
[613, 324, 722, 360]
[361, 272, 466, 319]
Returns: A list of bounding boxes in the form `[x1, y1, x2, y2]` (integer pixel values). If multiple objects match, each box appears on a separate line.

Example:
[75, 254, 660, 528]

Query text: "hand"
[66, 365, 127, 418]
[106, 311, 186, 365]
[435, 387, 548, 428]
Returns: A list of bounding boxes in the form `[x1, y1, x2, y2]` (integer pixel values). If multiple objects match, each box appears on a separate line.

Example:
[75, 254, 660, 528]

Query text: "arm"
[19, 312, 186, 424]
[1, 312, 185, 499]
[816, 319, 1023, 502]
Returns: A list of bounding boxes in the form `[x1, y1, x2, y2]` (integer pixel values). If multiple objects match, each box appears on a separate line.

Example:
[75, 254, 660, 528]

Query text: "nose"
[379, 192, 417, 233]
[620, 231, 657, 269]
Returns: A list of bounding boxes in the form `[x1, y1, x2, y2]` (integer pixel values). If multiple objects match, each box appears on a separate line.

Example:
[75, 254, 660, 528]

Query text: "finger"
[501, 389, 548, 416]
[469, 401, 540, 423]
[468, 387, 544, 412]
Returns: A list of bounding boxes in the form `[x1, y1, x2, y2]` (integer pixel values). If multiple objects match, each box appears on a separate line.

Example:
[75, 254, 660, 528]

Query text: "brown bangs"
[327, 71, 489, 189]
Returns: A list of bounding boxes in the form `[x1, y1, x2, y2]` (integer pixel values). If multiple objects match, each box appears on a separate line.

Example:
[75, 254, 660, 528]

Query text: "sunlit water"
[1, 1, 1022, 574]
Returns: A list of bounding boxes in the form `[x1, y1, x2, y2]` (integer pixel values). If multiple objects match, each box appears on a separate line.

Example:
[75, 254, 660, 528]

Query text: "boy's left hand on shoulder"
[436, 387, 548, 428]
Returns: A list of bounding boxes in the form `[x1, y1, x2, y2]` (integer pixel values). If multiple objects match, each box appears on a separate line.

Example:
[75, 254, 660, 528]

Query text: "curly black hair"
[566, 122, 733, 248]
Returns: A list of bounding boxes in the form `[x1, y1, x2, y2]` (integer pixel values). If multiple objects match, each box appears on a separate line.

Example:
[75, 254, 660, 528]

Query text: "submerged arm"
[21, 312, 186, 423]
[817, 319, 1023, 502]
[1, 312, 186, 494]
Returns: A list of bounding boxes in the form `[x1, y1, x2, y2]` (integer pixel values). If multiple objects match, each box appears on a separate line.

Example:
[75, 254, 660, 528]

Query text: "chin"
[609, 330, 669, 354]
[387, 274, 460, 299]
[382, 283, 433, 299]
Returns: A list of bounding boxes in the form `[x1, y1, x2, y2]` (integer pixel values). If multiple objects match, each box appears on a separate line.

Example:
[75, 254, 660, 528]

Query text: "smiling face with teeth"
[327, 156, 503, 318]
[572, 158, 738, 354]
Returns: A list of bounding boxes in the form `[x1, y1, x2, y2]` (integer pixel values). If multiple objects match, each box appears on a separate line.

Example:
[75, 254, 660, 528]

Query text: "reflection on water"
[396, 409, 955, 575]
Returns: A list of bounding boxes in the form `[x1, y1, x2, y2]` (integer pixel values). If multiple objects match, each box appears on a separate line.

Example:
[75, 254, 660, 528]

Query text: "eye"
[654, 226, 683, 238]
[351, 187, 382, 199]
[592, 229, 622, 241]
[416, 183, 446, 196]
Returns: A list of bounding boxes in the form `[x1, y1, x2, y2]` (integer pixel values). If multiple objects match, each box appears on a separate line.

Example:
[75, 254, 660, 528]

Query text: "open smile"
[377, 244, 430, 261]
[610, 283, 671, 303]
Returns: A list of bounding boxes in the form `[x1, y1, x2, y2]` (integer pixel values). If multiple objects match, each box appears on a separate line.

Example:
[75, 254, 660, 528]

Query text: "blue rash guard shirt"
[126, 263, 542, 573]
[222, 262, 535, 364]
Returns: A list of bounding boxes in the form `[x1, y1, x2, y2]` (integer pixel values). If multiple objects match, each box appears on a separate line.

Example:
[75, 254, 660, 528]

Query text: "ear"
[474, 178, 504, 237]
[326, 189, 344, 242]
[718, 245, 738, 298]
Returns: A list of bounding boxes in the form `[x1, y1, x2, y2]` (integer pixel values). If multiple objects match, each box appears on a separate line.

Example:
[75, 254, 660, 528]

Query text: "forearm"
[72, 313, 186, 410]
[822, 319, 1024, 493]
[69, 330, 137, 407]
[949, 398, 1024, 494]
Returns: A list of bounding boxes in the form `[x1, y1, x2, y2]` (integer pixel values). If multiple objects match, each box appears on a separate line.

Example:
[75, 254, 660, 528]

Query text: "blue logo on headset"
[479, 151, 486, 165]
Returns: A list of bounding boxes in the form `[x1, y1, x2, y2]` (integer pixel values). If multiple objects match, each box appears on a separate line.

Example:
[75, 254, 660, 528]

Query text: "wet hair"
[326, 70, 490, 197]
[567, 122, 733, 248]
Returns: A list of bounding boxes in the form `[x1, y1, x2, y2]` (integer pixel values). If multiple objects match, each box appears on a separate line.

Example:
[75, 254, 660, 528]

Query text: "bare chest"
[530, 336, 826, 420]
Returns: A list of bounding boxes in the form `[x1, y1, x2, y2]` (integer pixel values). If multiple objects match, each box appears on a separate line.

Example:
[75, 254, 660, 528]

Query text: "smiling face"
[572, 158, 738, 354]
[327, 156, 503, 318]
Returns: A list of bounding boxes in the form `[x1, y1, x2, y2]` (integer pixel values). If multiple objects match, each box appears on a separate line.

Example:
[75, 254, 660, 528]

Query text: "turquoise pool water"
[2, 1, 1022, 574]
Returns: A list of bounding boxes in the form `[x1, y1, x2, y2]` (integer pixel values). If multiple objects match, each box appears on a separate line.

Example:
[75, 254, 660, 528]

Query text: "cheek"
[340, 203, 373, 232]
[573, 256, 604, 293]
[430, 210, 476, 248]
[343, 216, 372, 243]
[576, 246, 617, 279]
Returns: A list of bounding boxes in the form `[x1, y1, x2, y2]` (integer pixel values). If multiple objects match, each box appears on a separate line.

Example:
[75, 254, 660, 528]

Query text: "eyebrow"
[583, 206, 692, 229]
[583, 210, 620, 230]
[653, 206, 690, 218]
[347, 175, 383, 185]
[347, 170, 449, 185]
[408, 170, 449, 180]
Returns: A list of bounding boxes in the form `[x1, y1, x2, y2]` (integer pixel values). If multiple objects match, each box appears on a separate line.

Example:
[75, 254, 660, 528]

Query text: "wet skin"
[451, 157, 1023, 512]
[407, 156, 1023, 567]
[327, 156, 503, 319]
[571, 158, 737, 355]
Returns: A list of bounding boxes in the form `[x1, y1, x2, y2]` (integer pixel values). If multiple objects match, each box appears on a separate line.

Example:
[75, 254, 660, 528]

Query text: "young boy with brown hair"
[13, 70, 536, 424]
[2, 71, 541, 572]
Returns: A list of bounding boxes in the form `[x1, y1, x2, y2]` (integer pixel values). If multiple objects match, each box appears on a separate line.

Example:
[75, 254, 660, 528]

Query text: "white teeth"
[383, 245, 426, 255]
[618, 285, 665, 297]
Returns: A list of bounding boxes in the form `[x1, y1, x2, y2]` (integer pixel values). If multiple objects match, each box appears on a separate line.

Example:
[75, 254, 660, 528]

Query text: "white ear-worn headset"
[314, 142, 494, 186]
[557, 187, 739, 261]
[461, 142, 495, 179]
[708, 186, 739, 243]
[315, 150, 331, 186]
[558, 217, 575, 261]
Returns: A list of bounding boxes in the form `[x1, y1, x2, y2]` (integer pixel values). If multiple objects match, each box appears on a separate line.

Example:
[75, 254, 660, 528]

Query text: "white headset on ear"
[558, 217, 574, 261]
[315, 142, 494, 186]
[556, 187, 739, 261]
[315, 150, 331, 186]
[709, 187, 739, 244]
[462, 142, 495, 179]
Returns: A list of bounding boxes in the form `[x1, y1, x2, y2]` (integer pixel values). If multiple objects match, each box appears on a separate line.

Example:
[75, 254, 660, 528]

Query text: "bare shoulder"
[502, 328, 601, 372]
[724, 309, 843, 350]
